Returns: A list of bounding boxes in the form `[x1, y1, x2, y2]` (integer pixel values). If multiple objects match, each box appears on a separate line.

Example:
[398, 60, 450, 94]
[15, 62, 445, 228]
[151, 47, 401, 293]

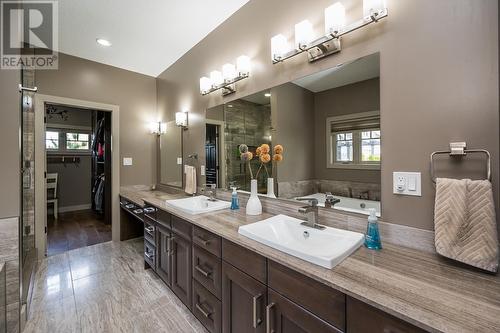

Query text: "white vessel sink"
[238, 214, 365, 269]
[165, 196, 231, 215]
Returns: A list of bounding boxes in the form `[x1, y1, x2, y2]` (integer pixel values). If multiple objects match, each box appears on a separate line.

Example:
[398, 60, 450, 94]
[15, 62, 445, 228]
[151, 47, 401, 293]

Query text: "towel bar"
[430, 142, 491, 183]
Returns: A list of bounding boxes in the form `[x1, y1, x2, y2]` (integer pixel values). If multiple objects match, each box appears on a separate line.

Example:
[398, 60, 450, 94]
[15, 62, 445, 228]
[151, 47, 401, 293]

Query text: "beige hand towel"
[184, 166, 197, 195]
[434, 178, 498, 272]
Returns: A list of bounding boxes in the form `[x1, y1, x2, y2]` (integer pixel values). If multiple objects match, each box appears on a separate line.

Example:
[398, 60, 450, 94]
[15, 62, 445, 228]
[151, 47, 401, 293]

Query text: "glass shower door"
[20, 66, 37, 306]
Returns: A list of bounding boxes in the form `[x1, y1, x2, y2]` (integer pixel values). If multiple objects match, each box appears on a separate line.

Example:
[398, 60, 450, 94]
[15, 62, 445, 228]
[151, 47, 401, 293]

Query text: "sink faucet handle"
[296, 197, 318, 207]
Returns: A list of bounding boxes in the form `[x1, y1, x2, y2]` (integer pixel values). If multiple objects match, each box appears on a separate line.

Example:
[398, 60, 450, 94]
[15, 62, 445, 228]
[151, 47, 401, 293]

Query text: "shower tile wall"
[224, 99, 272, 192]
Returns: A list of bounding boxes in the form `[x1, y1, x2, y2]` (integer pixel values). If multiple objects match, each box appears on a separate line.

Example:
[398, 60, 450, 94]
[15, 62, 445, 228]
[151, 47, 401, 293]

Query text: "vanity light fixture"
[270, 0, 387, 64]
[175, 111, 188, 129]
[264, 93, 271, 97]
[150, 122, 167, 136]
[199, 55, 251, 96]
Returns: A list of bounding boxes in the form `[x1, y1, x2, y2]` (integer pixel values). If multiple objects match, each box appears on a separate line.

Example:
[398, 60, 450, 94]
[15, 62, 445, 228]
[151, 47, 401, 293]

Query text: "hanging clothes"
[91, 118, 105, 160]
[92, 174, 105, 213]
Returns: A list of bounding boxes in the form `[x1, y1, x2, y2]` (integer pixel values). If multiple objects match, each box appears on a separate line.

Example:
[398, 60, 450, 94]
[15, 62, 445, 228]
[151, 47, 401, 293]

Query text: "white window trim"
[46, 126, 92, 155]
[326, 111, 381, 170]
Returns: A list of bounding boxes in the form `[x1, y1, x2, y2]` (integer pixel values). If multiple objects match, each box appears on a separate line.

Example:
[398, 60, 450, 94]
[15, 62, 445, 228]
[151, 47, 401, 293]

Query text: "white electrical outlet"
[393, 172, 421, 196]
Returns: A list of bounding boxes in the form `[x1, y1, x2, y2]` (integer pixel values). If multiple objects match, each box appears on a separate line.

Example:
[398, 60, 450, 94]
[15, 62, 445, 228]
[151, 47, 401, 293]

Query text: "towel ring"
[430, 142, 491, 184]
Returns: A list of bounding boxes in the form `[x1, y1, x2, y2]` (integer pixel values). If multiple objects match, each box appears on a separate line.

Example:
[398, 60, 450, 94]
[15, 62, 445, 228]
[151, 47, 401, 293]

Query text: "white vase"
[267, 177, 276, 198]
[246, 179, 262, 216]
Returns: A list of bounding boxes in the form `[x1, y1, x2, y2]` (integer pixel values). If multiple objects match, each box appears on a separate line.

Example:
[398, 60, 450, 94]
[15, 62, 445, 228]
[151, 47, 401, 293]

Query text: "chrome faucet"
[324, 192, 340, 208]
[203, 184, 217, 201]
[296, 197, 325, 230]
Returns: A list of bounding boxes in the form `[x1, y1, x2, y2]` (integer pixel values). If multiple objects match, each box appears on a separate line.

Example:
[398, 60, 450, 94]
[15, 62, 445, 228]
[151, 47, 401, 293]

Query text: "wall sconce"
[150, 122, 167, 136]
[175, 111, 188, 129]
[270, 0, 387, 64]
[200, 55, 251, 96]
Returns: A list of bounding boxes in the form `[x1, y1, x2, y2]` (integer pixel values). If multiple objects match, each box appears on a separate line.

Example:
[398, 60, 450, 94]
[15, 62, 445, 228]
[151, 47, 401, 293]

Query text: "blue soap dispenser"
[364, 208, 382, 250]
[230, 186, 239, 210]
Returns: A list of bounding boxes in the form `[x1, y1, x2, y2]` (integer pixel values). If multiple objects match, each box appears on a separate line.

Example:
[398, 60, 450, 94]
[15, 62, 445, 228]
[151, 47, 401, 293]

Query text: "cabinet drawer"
[157, 209, 171, 229]
[144, 216, 156, 245]
[193, 245, 221, 299]
[222, 239, 267, 284]
[172, 215, 192, 240]
[268, 260, 346, 331]
[346, 296, 426, 333]
[267, 289, 342, 333]
[193, 226, 221, 257]
[144, 239, 156, 269]
[192, 280, 222, 333]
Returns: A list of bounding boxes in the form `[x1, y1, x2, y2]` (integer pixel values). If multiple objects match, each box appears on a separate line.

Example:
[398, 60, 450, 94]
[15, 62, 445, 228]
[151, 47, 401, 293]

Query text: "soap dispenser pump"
[230, 186, 240, 210]
[364, 208, 382, 250]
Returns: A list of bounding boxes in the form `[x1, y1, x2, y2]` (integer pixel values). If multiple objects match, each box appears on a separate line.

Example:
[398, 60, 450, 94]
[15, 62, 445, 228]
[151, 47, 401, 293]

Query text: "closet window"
[45, 131, 59, 149]
[66, 133, 90, 150]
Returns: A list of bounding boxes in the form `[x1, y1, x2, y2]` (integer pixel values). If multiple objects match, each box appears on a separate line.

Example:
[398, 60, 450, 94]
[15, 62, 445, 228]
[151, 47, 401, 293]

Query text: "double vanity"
[119, 186, 500, 333]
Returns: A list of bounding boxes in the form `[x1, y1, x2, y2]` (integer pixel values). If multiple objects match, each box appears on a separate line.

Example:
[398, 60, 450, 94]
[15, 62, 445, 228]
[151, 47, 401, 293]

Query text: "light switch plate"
[200, 165, 206, 176]
[177, 157, 182, 165]
[393, 172, 421, 196]
[123, 157, 133, 166]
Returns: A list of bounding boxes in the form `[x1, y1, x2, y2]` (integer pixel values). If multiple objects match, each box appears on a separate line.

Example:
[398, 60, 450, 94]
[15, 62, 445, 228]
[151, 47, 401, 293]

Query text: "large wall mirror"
[160, 120, 183, 188]
[205, 52, 381, 216]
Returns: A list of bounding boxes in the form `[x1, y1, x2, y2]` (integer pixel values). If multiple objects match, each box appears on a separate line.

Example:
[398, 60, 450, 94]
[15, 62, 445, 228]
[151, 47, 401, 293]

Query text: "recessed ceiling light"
[96, 38, 111, 47]
[264, 93, 271, 97]
[227, 104, 233, 108]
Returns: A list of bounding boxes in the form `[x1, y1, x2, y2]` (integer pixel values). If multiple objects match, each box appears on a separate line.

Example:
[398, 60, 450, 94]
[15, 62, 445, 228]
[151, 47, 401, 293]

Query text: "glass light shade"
[363, 0, 386, 19]
[236, 55, 251, 76]
[271, 34, 289, 60]
[175, 112, 188, 127]
[222, 63, 237, 82]
[294, 20, 314, 49]
[149, 122, 160, 134]
[210, 70, 224, 87]
[325, 2, 346, 35]
[200, 76, 212, 94]
[159, 122, 167, 134]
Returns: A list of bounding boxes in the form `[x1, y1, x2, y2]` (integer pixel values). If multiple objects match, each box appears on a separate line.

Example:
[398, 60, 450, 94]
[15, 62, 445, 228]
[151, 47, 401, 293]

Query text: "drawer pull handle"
[144, 251, 154, 260]
[145, 226, 154, 234]
[195, 303, 212, 318]
[253, 294, 263, 328]
[266, 302, 275, 333]
[195, 265, 212, 278]
[144, 207, 156, 214]
[194, 236, 211, 246]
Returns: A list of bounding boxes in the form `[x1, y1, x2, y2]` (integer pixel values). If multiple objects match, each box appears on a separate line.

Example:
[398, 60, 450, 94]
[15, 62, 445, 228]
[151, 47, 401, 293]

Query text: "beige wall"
[36, 53, 158, 186]
[314, 78, 381, 184]
[0, 69, 21, 219]
[156, 0, 499, 231]
[271, 82, 315, 182]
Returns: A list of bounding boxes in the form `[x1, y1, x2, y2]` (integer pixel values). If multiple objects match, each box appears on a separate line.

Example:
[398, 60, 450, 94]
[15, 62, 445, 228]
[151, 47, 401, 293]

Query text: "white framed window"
[66, 132, 90, 150]
[45, 127, 92, 154]
[45, 130, 59, 150]
[327, 111, 380, 170]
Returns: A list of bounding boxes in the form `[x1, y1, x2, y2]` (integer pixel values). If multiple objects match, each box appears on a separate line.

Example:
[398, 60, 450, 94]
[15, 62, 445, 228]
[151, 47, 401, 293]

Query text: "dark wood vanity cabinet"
[267, 289, 342, 333]
[346, 296, 427, 333]
[171, 232, 193, 309]
[156, 224, 172, 285]
[222, 262, 267, 333]
[138, 206, 428, 333]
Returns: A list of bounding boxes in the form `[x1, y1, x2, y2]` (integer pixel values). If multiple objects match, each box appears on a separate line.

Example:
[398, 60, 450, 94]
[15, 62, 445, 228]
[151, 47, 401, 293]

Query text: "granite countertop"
[120, 186, 500, 333]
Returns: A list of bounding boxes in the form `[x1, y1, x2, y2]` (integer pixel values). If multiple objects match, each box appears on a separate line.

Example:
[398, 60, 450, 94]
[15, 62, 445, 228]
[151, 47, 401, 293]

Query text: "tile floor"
[47, 210, 112, 256]
[25, 238, 208, 333]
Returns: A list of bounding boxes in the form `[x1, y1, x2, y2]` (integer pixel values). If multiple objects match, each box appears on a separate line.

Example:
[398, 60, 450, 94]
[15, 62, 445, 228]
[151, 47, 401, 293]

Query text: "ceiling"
[56, 0, 250, 77]
[292, 53, 380, 93]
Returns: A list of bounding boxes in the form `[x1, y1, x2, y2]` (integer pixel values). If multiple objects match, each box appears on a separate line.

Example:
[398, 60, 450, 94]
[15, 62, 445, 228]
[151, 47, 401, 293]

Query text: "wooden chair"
[46, 173, 58, 219]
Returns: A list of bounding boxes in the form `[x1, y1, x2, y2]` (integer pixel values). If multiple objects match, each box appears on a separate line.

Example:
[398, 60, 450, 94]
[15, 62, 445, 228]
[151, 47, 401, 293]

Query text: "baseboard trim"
[58, 204, 92, 213]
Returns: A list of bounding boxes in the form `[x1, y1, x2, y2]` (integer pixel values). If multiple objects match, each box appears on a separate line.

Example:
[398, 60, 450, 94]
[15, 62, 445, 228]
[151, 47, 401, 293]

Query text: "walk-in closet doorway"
[34, 95, 120, 260]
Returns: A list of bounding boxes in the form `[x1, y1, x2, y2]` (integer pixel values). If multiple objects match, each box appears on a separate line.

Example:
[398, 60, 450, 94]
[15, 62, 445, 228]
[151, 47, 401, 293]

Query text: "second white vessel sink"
[165, 196, 231, 215]
[238, 214, 365, 269]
